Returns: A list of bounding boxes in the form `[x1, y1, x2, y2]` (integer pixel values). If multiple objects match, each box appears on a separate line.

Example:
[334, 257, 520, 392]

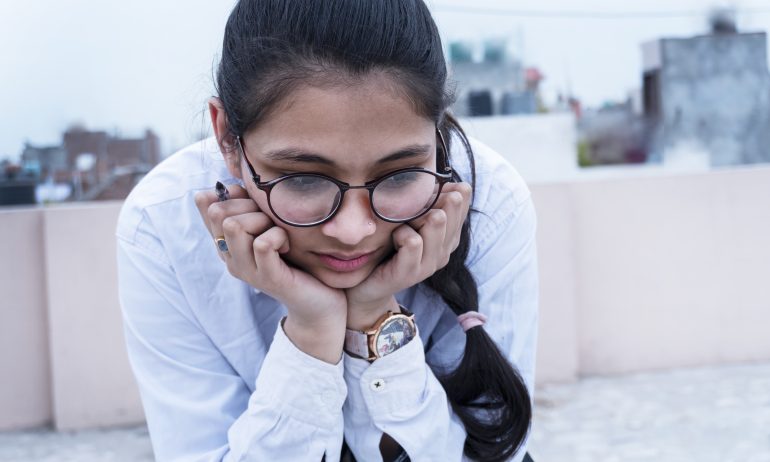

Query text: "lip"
[315, 249, 378, 273]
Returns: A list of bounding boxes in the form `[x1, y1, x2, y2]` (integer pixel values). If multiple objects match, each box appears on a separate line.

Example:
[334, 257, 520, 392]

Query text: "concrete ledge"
[43, 202, 145, 430]
[0, 208, 52, 430]
[1, 164, 770, 429]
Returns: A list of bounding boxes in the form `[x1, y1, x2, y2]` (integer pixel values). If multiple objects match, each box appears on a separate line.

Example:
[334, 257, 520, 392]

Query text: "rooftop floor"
[1, 362, 768, 461]
[530, 361, 770, 461]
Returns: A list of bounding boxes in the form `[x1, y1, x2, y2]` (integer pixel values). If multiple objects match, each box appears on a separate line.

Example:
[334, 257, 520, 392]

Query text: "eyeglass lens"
[269, 170, 440, 225]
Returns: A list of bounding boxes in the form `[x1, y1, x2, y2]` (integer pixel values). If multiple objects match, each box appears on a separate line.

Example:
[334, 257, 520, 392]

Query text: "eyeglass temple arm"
[236, 136, 261, 183]
[436, 128, 453, 175]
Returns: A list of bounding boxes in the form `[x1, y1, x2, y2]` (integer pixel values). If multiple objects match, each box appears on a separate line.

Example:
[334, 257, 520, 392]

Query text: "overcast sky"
[3, 0, 770, 160]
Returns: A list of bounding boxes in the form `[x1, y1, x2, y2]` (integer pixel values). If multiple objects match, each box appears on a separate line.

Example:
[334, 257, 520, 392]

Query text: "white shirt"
[116, 135, 539, 461]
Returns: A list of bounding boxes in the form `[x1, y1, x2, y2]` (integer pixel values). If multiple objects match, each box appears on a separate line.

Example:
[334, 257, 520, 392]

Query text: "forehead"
[244, 77, 435, 171]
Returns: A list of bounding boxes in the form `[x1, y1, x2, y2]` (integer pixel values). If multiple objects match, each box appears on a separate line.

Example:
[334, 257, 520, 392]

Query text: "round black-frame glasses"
[236, 130, 454, 227]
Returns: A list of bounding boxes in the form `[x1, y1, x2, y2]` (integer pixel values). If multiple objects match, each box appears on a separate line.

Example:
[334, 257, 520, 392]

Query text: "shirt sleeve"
[341, 193, 539, 462]
[117, 236, 347, 462]
[342, 331, 466, 462]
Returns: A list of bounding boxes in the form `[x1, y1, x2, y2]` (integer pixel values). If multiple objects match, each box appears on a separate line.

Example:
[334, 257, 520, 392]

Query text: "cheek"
[371, 223, 399, 258]
[247, 185, 282, 226]
[281, 227, 322, 267]
[247, 184, 309, 253]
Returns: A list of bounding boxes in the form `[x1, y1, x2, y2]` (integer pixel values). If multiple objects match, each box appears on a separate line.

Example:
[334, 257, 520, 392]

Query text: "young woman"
[116, 1, 538, 461]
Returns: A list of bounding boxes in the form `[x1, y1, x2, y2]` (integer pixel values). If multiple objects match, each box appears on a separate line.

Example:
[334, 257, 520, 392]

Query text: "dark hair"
[215, 1, 531, 460]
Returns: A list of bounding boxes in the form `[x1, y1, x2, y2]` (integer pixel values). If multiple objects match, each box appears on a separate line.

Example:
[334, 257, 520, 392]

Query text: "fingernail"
[215, 181, 230, 202]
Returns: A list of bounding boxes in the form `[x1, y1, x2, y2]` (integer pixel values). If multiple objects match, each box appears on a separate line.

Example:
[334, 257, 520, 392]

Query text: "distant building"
[20, 144, 68, 181]
[14, 126, 161, 203]
[642, 15, 770, 166]
[0, 162, 37, 206]
[448, 40, 543, 117]
[578, 102, 649, 166]
[64, 126, 160, 187]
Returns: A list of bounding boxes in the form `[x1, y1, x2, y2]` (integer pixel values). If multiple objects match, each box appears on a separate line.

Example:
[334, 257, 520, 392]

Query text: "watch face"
[375, 316, 415, 357]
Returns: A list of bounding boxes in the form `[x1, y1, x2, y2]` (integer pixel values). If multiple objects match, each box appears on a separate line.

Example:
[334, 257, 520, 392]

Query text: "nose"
[320, 189, 376, 246]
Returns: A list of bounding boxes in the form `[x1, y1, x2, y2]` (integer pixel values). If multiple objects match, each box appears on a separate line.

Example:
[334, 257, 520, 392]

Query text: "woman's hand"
[345, 182, 472, 330]
[195, 183, 347, 363]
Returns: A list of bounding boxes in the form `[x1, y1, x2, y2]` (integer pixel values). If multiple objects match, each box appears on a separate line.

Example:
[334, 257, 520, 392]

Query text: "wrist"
[344, 304, 417, 361]
[283, 315, 345, 364]
[346, 295, 399, 331]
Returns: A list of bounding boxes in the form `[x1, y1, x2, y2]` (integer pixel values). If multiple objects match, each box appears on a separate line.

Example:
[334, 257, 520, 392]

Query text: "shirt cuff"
[253, 320, 347, 427]
[343, 331, 431, 416]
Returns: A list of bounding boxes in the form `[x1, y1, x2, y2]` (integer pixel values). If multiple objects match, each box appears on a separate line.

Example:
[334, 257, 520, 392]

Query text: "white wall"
[459, 113, 579, 183]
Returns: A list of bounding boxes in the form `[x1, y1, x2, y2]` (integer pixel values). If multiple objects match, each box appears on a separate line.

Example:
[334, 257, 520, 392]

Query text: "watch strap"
[344, 305, 415, 361]
[344, 327, 371, 359]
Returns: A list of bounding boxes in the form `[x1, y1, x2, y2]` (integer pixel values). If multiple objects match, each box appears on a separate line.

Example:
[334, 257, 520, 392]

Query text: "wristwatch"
[344, 305, 417, 362]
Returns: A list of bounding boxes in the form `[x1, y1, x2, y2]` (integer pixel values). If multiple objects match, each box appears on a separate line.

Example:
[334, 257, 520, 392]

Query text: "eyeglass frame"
[236, 129, 454, 227]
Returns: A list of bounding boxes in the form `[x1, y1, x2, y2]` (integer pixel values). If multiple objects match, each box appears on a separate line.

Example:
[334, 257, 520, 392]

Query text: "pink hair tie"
[457, 311, 488, 332]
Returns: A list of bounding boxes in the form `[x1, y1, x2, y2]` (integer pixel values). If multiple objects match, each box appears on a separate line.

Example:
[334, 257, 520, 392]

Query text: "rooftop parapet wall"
[1, 164, 769, 430]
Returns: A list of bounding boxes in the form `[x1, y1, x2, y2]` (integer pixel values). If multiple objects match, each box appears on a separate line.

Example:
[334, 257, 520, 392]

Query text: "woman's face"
[238, 76, 437, 289]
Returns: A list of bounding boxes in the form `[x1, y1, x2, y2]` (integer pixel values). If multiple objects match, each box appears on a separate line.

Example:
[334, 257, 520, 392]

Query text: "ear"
[208, 97, 242, 180]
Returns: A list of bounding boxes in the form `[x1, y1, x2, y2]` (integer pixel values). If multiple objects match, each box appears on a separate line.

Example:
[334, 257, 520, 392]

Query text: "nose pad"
[321, 189, 377, 245]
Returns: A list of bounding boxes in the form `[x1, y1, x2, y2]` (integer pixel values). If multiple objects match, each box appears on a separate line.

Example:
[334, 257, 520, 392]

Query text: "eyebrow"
[264, 144, 433, 166]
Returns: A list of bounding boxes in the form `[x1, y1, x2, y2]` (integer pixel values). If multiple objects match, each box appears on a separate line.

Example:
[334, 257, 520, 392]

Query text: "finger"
[434, 189, 464, 235]
[387, 224, 424, 282]
[194, 183, 253, 234]
[208, 198, 260, 241]
[436, 182, 472, 218]
[409, 181, 471, 232]
[434, 182, 471, 250]
[221, 212, 274, 267]
[418, 209, 448, 270]
[252, 226, 293, 288]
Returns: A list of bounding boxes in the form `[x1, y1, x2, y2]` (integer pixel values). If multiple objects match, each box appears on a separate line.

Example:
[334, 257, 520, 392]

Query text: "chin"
[313, 267, 373, 289]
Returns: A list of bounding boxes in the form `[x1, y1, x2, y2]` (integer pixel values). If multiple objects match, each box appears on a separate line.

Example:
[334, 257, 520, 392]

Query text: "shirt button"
[370, 379, 386, 391]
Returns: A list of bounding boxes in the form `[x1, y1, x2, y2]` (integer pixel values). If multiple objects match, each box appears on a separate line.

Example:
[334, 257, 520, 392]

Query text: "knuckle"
[407, 235, 422, 249]
[430, 209, 448, 225]
[449, 191, 464, 206]
[393, 227, 410, 242]
[222, 216, 241, 234]
[194, 191, 211, 209]
[252, 238, 271, 254]
[459, 182, 472, 196]
[208, 202, 226, 222]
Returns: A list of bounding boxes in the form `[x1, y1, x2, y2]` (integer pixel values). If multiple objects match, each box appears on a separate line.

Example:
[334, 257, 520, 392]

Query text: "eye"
[279, 175, 330, 192]
[378, 171, 421, 189]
